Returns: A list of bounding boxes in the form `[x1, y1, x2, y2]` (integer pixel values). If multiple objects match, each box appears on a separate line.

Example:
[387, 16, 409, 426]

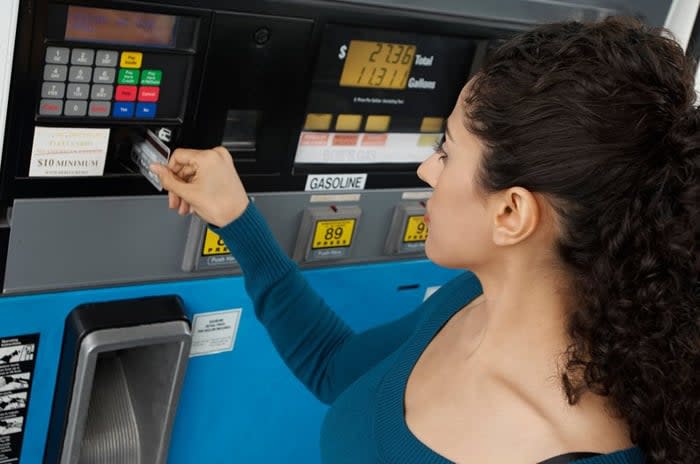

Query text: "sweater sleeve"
[212, 202, 424, 404]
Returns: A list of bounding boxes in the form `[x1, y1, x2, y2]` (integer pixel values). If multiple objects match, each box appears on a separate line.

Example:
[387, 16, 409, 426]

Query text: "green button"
[140, 69, 162, 86]
[118, 69, 140, 85]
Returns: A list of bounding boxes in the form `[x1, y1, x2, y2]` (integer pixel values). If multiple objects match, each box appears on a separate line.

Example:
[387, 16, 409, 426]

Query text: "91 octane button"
[403, 215, 428, 242]
[312, 219, 356, 249]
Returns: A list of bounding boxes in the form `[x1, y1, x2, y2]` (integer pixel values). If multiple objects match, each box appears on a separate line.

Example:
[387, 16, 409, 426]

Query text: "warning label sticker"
[189, 309, 241, 357]
[0, 334, 39, 464]
[201, 229, 230, 257]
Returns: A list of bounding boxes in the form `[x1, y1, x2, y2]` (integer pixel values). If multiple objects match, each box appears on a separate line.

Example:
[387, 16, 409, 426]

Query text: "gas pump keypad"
[40, 48, 163, 119]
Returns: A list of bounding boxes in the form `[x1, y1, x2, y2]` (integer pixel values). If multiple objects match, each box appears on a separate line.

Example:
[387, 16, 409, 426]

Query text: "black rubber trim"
[538, 452, 603, 464]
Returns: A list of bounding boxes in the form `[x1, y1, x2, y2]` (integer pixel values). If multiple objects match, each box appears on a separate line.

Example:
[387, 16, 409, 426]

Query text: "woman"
[152, 17, 698, 464]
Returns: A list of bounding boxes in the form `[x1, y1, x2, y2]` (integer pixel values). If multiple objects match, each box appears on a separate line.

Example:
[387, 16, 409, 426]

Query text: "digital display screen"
[339, 41, 416, 89]
[65, 6, 178, 48]
[296, 25, 474, 166]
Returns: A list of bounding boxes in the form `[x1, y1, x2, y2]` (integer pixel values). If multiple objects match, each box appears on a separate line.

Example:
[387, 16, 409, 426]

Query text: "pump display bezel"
[0, 0, 520, 207]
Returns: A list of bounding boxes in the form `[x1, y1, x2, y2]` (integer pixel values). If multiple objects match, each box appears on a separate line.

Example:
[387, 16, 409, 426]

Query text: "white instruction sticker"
[305, 173, 367, 192]
[423, 286, 441, 301]
[0, 333, 39, 463]
[29, 127, 110, 177]
[190, 309, 242, 357]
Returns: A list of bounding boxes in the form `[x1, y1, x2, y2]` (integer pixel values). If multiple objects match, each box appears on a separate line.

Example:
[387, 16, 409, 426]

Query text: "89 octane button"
[312, 219, 356, 249]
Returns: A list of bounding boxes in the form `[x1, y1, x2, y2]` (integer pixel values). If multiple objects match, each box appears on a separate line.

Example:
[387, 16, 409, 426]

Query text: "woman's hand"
[150, 146, 249, 227]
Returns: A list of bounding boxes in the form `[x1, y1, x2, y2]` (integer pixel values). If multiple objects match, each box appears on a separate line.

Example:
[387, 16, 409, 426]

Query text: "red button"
[138, 86, 160, 102]
[41, 102, 60, 112]
[115, 85, 137, 101]
[89, 102, 110, 114]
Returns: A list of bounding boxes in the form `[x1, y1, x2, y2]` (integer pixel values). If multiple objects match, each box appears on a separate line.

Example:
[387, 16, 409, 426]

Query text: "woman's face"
[417, 93, 497, 269]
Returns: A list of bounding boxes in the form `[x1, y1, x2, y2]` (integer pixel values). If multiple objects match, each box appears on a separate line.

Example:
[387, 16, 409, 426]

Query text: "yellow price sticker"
[403, 215, 428, 242]
[312, 219, 356, 249]
[201, 229, 229, 256]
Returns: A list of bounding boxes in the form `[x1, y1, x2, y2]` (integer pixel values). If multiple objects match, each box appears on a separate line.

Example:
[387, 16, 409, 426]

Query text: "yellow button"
[335, 114, 363, 132]
[120, 51, 143, 68]
[417, 134, 440, 147]
[365, 115, 391, 132]
[304, 113, 333, 131]
[403, 215, 428, 242]
[201, 229, 229, 256]
[420, 117, 444, 133]
[312, 219, 356, 249]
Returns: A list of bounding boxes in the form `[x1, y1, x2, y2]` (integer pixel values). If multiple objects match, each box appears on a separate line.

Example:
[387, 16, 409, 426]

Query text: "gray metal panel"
[5, 196, 192, 293]
[3, 190, 432, 294]
[334, 0, 672, 27]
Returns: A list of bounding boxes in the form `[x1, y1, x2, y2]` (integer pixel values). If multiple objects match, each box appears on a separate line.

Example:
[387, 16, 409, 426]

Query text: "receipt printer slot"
[44, 296, 191, 464]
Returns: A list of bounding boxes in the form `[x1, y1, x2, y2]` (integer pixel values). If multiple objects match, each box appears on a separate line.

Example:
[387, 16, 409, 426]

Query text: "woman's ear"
[491, 187, 540, 246]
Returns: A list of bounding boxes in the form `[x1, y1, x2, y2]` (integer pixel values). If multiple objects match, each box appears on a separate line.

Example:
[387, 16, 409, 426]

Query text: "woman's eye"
[433, 134, 447, 160]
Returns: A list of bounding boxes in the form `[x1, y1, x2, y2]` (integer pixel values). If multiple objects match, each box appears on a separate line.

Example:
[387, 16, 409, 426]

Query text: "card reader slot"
[114, 127, 174, 177]
[221, 109, 261, 161]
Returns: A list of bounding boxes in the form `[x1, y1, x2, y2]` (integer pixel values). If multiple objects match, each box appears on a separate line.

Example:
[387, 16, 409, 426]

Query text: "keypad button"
[69, 66, 92, 83]
[39, 99, 63, 116]
[88, 101, 111, 117]
[138, 86, 160, 102]
[118, 69, 140, 85]
[66, 83, 90, 99]
[120, 51, 143, 68]
[140, 70, 162, 86]
[41, 82, 65, 99]
[93, 67, 116, 84]
[45, 47, 70, 64]
[115, 85, 137, 101]
[44, 65, 67, 81]
[135, 103, 157, 118]
[71, 48, 95, 66]
[113, 102, 135, 118]
[96, 50, 119, 67]
[64, 100, 88, 116]
[91, 84, 113, 100]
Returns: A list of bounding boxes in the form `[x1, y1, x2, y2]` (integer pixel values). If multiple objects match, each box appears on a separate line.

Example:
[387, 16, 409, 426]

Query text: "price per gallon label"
[403, 215, 428, 242]
[312, 219, 356, 249]
[201, 229, 229, 256]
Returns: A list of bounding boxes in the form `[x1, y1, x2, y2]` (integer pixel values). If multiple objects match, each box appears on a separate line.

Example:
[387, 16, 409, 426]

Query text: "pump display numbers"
[312, 219, 356, 249]
[403, 215, 428, 242]
[65, 6, 178, 47]
[339, 40, 416, 89]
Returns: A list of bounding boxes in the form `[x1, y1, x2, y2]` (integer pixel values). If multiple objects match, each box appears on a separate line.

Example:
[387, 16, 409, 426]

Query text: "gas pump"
[0, 1, 691, 463]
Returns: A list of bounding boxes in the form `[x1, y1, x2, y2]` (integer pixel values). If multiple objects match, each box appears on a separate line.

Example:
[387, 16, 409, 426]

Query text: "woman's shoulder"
[417, 271, 484, 325]
[426, 271, 483, 307]
[570, 446, 645, 463]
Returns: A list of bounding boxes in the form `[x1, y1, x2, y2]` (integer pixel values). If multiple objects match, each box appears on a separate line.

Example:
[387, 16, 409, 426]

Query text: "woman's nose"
[417, 153, 437, 187]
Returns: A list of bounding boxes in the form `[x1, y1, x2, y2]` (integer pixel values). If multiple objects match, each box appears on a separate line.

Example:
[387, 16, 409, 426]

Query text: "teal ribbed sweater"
[214, 203, 645, 464]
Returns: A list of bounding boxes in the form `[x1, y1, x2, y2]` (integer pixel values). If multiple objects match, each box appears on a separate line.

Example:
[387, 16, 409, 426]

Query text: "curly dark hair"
[465, 17, 699, 464]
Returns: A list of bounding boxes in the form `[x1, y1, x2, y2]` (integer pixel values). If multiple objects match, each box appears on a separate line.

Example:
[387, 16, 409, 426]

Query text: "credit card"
[145, 128, 171, 160]
[131, 129, 171, 191]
